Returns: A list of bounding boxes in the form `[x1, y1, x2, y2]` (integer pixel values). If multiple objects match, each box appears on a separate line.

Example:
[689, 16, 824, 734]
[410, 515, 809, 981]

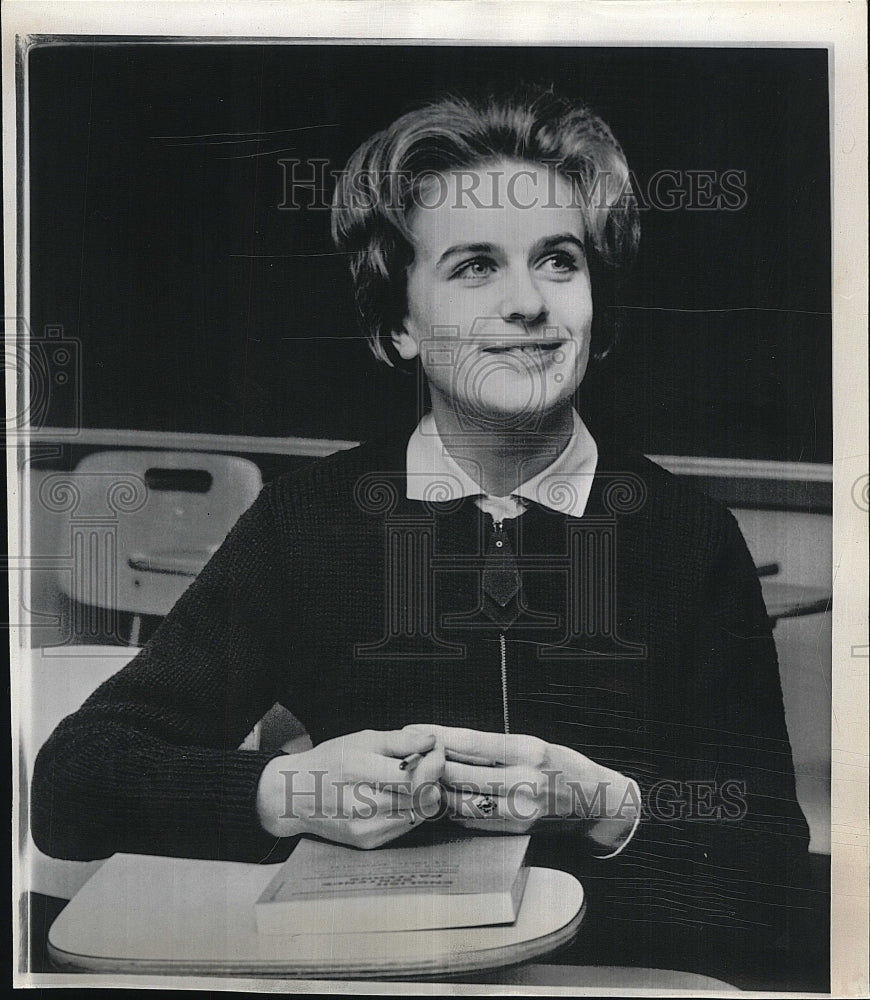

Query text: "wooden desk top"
[47, 854, 584, 979]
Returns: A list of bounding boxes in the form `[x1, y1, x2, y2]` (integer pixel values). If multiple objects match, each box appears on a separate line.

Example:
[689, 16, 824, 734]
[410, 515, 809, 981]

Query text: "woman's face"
[394, 158, 593, 431]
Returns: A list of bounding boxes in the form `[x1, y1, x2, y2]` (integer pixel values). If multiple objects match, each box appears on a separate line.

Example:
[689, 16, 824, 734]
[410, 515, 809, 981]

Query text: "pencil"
[399, 750, 428, 771]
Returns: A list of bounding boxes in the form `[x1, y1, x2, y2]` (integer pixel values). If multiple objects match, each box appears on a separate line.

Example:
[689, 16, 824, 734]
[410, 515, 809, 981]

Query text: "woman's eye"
[539, 251, 579, 274]
[453, 258, 496, 280]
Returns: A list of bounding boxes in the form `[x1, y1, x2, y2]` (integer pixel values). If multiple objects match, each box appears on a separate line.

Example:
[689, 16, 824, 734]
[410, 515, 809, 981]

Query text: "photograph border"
[4, 2, 867, 994]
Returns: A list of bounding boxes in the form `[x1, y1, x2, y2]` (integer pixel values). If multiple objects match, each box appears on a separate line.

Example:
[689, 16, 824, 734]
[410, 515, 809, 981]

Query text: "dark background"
[27, 44, 832, 461]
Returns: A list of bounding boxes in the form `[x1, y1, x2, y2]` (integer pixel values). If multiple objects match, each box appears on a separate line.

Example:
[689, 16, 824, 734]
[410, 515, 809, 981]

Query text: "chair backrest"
[53, 450, 262, 619]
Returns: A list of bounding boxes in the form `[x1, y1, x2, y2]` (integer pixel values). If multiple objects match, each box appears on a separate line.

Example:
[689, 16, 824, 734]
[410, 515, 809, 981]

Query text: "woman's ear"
[390, 327, 420, 361]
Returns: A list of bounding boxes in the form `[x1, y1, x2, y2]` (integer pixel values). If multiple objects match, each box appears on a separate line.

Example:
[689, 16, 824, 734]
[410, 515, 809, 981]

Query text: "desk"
[760, 581, 831, 623]
[47, 853, 584, 979]
[43, 856, 742, 988]
[482, 964, 739, 989]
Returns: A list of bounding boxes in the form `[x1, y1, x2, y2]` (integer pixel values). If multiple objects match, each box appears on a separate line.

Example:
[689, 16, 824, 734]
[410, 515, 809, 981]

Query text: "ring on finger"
[473, 794, 497, 817]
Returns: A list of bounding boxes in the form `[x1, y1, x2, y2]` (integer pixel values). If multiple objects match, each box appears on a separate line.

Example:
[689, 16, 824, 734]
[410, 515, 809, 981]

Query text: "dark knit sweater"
[32, 431, 813, 974]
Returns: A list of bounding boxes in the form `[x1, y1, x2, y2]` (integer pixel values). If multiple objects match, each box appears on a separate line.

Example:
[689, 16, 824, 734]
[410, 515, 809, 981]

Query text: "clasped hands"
[257, 723, 639, 852]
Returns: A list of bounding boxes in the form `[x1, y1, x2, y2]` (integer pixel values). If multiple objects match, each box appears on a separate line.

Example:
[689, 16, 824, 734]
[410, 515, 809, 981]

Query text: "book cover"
[255, 832, 531, 935]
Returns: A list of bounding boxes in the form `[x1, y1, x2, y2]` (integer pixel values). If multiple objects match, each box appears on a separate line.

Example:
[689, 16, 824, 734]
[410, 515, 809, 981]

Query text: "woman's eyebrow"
[532, 233, 586, 255]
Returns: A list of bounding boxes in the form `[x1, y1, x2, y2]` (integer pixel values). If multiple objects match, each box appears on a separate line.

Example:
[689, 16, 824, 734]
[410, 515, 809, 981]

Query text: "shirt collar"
[405, 409, 599, 519]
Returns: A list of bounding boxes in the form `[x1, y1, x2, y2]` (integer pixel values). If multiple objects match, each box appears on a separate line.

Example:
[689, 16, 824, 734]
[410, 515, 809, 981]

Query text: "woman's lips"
[480, 342, 564, 355]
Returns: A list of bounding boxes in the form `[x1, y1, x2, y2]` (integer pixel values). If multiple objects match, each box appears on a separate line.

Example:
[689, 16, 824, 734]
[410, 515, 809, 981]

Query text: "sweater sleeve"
[31, 485, 298, 864]
[570, 508, 815, 973]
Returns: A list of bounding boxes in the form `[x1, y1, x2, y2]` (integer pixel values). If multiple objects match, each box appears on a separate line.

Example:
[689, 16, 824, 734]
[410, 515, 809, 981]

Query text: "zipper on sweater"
[499, 631, 510, 734]
[491, 517, 510, 735]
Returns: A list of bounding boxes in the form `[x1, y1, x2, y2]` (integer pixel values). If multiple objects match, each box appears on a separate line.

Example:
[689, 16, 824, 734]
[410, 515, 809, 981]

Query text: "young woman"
[32, 88, 812, 978]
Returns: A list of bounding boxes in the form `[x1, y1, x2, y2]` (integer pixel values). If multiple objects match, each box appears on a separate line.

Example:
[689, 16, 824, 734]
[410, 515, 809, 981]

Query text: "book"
[254, 832, 531, 936]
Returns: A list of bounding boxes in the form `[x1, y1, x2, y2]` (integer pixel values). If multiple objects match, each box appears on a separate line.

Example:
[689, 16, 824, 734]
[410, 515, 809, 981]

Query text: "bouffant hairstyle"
[331, 86, 639, 367]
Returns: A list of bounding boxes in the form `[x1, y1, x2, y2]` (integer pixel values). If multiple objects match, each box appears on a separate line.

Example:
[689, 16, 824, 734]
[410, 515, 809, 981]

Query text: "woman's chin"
[456, 394, 571, 431]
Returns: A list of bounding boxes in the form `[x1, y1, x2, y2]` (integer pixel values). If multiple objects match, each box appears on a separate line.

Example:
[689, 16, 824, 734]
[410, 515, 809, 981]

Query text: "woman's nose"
[499, 269, 548, 325]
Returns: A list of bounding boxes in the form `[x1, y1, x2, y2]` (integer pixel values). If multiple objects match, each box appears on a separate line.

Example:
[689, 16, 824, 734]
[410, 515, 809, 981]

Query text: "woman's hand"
[256, 728, 445, 849]
[405, 724, 640, 850]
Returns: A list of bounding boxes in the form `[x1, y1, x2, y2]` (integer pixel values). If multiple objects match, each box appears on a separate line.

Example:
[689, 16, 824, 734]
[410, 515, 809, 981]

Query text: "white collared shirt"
[405, 409, 599, 521]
